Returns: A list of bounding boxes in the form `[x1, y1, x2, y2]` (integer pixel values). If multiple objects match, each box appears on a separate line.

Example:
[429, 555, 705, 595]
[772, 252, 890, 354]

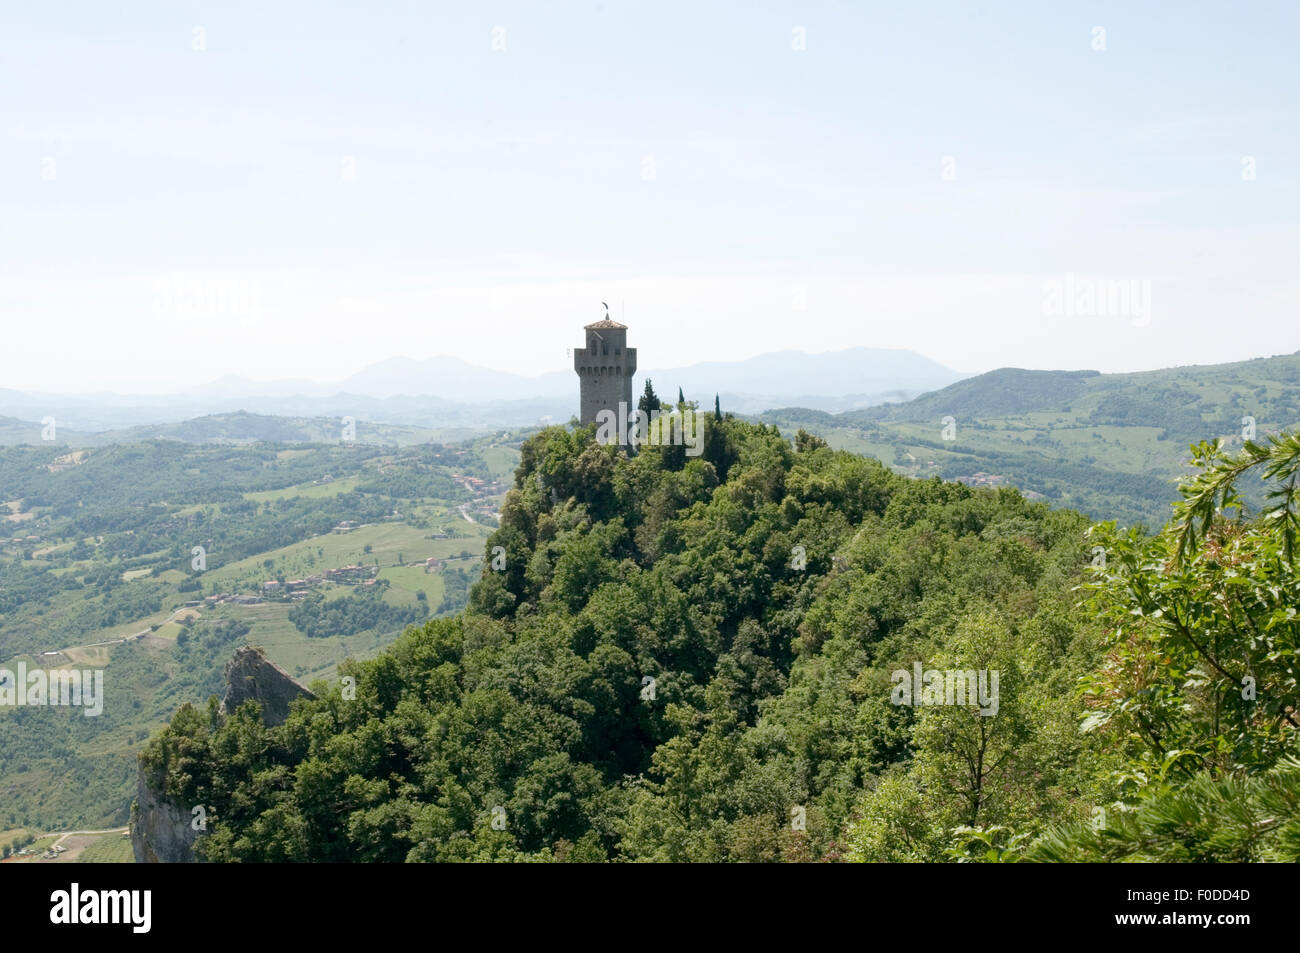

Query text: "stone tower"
[574, 315, 636, 428]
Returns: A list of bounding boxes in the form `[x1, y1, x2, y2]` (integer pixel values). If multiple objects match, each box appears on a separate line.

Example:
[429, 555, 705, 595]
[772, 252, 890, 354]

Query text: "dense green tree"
[638, 380, 662, 417]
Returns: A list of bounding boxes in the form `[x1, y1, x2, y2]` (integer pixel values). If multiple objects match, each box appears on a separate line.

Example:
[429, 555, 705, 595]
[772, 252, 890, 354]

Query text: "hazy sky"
[4, 1, 1299, 394]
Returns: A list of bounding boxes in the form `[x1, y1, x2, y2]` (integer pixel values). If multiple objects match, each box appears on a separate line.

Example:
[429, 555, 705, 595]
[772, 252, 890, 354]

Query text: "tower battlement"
[574, 314, 636, 430]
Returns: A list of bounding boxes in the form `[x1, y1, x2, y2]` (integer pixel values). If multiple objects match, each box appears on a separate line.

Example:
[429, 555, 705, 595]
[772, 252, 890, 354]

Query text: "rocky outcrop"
[130, 769, 200, 863]
[131, 646, 316, 862]
[219, 646, 315, 727]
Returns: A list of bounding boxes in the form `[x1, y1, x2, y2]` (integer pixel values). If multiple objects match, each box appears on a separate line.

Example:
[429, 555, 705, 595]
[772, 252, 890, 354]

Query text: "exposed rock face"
[130, 769, 200, 864]
[220, 646, 315, 727]
[131, 646, 316, 862]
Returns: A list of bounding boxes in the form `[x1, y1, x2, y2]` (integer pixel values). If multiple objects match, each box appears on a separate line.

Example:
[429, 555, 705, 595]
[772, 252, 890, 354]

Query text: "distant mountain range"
[0, 410, 458, 448]
[0, 347, 967, 433]
[198, 347, 964, 403]
[5, 347, 1300, 529]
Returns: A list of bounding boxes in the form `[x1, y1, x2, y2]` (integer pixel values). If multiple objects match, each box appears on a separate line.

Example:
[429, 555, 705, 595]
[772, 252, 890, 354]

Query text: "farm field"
[0, 432, 520, 833]
[0, 829, 132, 864]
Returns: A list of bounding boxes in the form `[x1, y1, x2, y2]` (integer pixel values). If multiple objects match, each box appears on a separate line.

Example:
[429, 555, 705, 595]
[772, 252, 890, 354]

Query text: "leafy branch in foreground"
[1022, 756, 1300, 862]
[1079, 429, 1300, 784]
[1172, 431, 1300, 568]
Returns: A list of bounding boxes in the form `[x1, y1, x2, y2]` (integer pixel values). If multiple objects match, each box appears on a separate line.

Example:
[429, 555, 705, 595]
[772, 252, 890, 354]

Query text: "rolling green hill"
[0, 433, 520, 830]
[762, 350, 1300, 527]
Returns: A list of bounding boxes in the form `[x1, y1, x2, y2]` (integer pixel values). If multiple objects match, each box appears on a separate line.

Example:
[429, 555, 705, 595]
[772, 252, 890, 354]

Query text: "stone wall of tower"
[573, 325, 636, 428]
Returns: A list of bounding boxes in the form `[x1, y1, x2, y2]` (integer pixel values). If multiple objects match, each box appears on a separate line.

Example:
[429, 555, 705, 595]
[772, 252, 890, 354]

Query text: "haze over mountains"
[0, 347, 967, 432]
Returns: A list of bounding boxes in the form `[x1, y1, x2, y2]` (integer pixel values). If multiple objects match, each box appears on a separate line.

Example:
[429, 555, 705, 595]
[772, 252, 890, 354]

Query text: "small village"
[954, 471, 1009, 488]
[451, 473, 507, 523]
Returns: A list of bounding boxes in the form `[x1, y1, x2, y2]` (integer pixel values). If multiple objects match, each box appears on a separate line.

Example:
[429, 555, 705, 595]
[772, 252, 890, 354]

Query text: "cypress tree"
[638, 379, 661, 416]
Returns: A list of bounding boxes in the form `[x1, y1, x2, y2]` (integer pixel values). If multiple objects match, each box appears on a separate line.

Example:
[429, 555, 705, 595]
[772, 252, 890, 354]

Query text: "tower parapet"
[574, 315, 636, 430]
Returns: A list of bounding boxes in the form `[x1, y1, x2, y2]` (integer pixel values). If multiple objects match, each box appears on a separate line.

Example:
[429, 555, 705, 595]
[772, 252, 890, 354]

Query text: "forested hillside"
[130, 411, 1299, 862]
[137, 411, 1300, 861]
